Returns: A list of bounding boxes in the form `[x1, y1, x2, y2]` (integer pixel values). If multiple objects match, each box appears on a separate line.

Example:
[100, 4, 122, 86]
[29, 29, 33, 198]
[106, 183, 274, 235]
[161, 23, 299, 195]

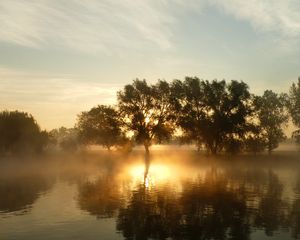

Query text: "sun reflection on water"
[128, 163, 171, 188]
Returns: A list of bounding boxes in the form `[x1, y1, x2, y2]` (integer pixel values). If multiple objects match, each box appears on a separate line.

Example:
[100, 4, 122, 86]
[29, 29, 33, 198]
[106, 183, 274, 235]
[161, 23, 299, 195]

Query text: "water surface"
[1, 150, 300, 240]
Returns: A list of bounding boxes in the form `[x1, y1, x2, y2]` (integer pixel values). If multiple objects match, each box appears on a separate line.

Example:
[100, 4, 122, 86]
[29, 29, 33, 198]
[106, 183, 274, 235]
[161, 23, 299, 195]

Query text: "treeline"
[77, 77, 300, 155]
[1, 77, 300, 155]
[0, 111, 79, 155]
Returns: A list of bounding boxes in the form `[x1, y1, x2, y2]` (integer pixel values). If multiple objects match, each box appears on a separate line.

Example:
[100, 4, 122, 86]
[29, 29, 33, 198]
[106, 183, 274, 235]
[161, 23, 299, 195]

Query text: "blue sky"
[0, 0, 300, 129]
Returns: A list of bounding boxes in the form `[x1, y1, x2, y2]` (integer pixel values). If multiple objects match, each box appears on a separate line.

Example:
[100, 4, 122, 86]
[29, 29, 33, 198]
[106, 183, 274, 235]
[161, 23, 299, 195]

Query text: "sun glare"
[128, 163, 171, 187]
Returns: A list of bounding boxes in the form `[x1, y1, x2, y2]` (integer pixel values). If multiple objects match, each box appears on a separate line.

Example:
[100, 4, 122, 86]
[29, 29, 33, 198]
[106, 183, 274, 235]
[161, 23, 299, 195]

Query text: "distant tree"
[288, 78, 300, 144]
[0, 110, 49, 154]
[175, 78, 252, 154]
[253, 90, 288, 153]
[117, 79, 176, 155]
[77, 105, 126, 150]
[49, 127, 79, 152]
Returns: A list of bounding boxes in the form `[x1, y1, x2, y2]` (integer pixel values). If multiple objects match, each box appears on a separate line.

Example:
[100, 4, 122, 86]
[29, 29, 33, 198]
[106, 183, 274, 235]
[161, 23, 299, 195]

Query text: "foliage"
[174, 77, 253, 154]
[253, 90, 288, 153]
[288, 78, 300, 144]
[244, 135, 267, 154]
[77, 105, 126, 150]
[0, 111, 49, 154]
[117, 79, 176, 153]
[49, 127, 79, 152]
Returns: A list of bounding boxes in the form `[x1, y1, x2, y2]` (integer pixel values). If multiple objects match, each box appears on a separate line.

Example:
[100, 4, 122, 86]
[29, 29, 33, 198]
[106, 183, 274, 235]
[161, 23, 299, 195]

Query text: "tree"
[77, 105, 126, 150]
[117, 79, 176, 155]
[288, 78, 300, 144]
[175, 78, 252, 154]
[253, 90, 288, 153]
[49, 127, 79, 152]
[0, 110, 49, 154]
[174, 77, 205, 151]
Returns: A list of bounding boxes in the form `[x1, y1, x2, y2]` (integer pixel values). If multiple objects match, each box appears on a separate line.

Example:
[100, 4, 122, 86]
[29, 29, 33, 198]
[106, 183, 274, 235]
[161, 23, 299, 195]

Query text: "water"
[1, 149, 300, 240]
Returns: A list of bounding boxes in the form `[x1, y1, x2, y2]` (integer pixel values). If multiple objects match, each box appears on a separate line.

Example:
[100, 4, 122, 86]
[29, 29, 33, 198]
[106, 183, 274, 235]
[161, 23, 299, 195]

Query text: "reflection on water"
[1, 151, 300, 239]
[78, 175, 122, 218]
[0, 174, 54, 214]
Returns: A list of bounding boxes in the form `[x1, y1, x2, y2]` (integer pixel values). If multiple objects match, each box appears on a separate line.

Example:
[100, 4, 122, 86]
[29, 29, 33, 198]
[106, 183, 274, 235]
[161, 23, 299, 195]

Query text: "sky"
[0, 0, 300, 130]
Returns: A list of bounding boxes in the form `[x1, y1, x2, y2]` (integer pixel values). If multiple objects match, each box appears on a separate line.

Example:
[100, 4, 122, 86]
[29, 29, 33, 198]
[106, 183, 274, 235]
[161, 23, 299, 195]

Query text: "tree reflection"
[0, 175, 53, 214]
[254, 170, 289, 236]
[77, 175, 122, 218]
[290, 171, 300, 239]
[75, 164, 295, 240]
[117, 184, 181, 240]
[179, 169, 251, 240]
[117, 169, 252, 240]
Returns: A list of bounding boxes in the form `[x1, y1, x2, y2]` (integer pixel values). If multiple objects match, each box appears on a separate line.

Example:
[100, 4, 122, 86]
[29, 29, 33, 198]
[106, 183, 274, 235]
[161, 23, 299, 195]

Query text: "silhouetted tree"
[0, 111, 49, 155]
[173, 77, 205, 151]
[288, 78, 300, 144]
[117, 79, 176, 154]
[175, 78, 252, 154]
[244, 135, 267, 154]
[77, 105, 126, 150]
[253, 90, 288, 153]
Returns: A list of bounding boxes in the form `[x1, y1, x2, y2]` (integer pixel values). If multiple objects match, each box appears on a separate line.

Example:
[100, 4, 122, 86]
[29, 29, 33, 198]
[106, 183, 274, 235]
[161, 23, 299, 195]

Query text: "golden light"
[145, 116, 150, 124]
[128, 163, 171, 188]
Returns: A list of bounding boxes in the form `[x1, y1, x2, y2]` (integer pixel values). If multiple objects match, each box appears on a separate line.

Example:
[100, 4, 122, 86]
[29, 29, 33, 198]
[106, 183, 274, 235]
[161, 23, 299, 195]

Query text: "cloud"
[1, 0, 299, 54]
[0, 0, 176, 53]
[211, 0, 300, 38]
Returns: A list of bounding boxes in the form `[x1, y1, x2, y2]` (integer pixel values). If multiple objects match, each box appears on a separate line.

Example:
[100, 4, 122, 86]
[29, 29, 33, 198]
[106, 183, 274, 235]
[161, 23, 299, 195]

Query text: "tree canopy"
[117, 79, 176, 154]
[289, 78, 300, 144]
[253, 90, 288, 153]
[77, 105, 126, 150]
[174, 78, 253, 154]
[0, 111, 48, 154]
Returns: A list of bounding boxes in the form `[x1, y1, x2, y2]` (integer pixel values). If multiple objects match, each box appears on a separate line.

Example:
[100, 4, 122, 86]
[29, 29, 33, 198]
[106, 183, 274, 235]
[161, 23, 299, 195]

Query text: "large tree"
[117, 79, 176, 155]
[253, 90, 288, 153]
[77, 105, 125, 150]
[0, 111, 48, 154]
[175, 78, 252, 154]
[288, 78, 300, 144]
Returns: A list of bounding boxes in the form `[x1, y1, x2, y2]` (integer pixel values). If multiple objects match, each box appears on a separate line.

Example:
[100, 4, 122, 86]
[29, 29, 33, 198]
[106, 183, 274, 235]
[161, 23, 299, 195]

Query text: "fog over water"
[0, 146, 299, 240]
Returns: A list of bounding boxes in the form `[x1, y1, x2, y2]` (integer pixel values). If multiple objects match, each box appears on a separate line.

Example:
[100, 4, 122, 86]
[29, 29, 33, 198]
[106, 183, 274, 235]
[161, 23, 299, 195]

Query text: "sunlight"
[128, 163, 171, 187]
[145, 116, 150, 124]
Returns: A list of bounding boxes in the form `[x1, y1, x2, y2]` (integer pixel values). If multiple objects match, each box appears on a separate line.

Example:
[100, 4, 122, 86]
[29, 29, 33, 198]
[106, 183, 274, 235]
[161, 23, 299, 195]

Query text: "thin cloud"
[0, 0, 175, 53]
[211, 0, 300, 38]
[1, 0, 299, 54]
